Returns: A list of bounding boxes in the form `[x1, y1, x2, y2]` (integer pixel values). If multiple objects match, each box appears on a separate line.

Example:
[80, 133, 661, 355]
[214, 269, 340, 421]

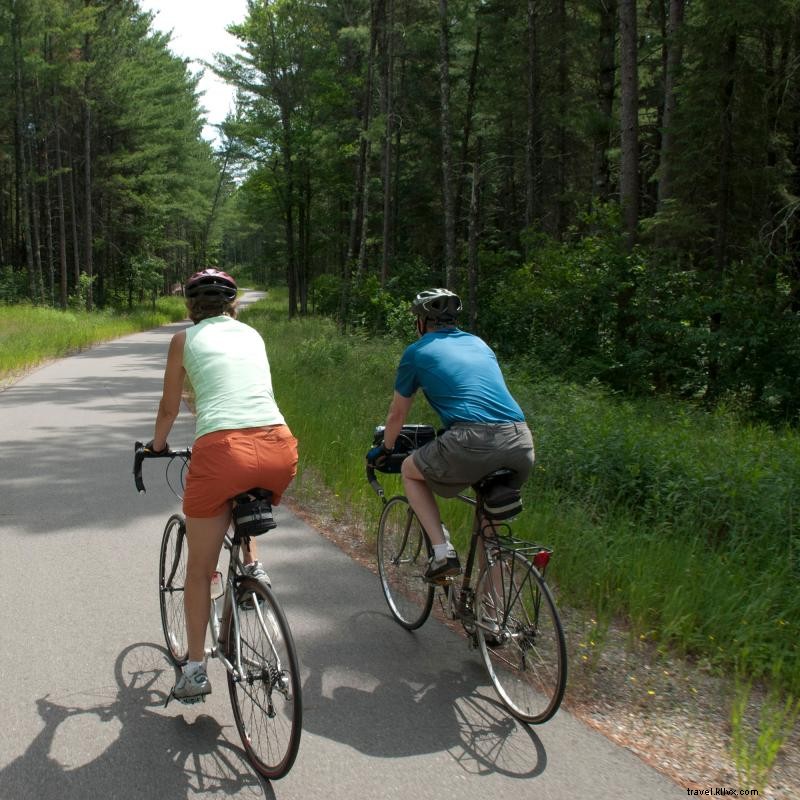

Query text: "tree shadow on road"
[0, 643, 272, 800]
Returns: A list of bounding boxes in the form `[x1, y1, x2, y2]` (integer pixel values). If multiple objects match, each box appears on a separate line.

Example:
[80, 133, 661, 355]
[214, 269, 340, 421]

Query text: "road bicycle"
[367, 425, 567, 725]
[133, 442, 302, 779]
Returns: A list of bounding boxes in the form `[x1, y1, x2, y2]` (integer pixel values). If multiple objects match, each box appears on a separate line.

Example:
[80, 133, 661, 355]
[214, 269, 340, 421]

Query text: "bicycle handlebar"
[133, 441, 192, 494]
[366, 464, 385, 502]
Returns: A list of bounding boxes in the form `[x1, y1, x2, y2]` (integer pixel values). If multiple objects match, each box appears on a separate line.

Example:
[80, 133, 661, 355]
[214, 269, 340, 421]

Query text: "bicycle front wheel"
[226, 578, 302, 780]
[476, 549, 567, 724]
[159, 513, 188, 665]
[377, 496, 434, 629]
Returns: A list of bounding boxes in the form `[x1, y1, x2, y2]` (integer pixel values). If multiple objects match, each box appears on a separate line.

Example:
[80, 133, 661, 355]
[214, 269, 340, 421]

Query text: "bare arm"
[383, 391, 414, 450]
[152, 330, 186, 450]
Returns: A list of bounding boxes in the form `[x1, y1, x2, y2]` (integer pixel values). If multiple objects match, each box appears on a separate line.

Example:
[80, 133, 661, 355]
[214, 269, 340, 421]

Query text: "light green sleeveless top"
[183, 316, 285, 439]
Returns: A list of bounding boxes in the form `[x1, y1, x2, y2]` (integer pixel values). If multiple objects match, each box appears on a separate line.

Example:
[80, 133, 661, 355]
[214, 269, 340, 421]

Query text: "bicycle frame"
[368, 463, 551, 636]
[209, 534, 287, 689]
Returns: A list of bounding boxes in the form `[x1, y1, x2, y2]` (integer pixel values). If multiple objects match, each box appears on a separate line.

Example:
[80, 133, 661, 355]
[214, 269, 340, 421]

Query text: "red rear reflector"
[533, 551, 551, 570]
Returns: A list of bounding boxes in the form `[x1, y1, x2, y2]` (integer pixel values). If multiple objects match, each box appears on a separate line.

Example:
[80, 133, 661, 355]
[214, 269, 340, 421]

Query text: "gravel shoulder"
[284, 483, 800, 800]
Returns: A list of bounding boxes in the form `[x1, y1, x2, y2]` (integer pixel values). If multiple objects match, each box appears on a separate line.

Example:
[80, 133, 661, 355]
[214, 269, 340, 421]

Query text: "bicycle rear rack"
[488, 533, 553, 572]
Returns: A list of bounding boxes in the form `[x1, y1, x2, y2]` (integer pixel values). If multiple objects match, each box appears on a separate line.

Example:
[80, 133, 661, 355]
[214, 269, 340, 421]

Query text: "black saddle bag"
[483, 483, 523, 520]
[233, 490, 276, 537]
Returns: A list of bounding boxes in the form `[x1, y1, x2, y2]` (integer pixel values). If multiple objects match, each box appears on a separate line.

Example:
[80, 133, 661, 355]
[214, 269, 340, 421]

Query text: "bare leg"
[184, 511, 230, 662]
[241, 537, 258, 565]
[401, 456, 445, 546]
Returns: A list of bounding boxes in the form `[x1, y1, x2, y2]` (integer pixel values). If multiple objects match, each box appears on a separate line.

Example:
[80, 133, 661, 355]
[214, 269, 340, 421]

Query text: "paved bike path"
[0, 296, 684, 799]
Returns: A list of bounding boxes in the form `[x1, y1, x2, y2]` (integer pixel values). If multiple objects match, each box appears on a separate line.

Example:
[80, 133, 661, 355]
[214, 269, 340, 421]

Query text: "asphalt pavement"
[0, 294, 684, 798]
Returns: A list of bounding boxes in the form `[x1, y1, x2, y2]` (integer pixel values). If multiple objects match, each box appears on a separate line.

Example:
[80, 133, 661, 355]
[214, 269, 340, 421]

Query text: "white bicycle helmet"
[411, 288, 462, 322]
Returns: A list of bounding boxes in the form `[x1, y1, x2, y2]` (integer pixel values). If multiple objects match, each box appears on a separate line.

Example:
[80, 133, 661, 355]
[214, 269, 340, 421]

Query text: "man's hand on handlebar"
[366, 442, 393, 470]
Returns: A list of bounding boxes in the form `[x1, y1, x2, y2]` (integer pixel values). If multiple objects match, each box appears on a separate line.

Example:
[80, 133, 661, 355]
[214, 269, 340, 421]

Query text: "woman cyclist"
[147, 268, 298, 703]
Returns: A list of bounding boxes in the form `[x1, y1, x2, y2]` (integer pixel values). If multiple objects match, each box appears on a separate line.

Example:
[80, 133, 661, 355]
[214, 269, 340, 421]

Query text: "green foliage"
[0, 298, 187, 378]
[0, 266, 27, 304]
[68, 273, 96, 312]
[730, 676, 800, 791]
[1, 0, 225, 308]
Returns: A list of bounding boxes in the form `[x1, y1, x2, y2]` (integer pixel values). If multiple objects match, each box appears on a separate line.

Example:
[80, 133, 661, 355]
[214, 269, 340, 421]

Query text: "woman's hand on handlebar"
[144, 439, 169, 455]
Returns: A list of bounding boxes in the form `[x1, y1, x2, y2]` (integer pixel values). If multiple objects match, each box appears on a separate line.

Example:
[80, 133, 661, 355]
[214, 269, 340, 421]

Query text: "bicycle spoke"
[227, 579, 301, 779]
[476, 549, 566, 724]
[377, 496, 434, 629]
[159, 514, 188, 665]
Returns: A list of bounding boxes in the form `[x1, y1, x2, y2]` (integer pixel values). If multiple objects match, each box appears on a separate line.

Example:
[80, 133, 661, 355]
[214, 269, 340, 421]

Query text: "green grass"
[0, 299, 187, 378]
[243, 290, 800, 697]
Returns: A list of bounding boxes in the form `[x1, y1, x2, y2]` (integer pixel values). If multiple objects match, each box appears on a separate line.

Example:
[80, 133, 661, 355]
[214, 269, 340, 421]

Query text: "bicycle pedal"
[164, 690, 206, 708]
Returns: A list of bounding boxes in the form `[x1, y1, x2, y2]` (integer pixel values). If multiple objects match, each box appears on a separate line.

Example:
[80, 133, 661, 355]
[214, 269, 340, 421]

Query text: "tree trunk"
[592, 0, 616, 206]
[380, 0, 395, 285]
[467, 139, 482, 333]
[340, 0, 381, 326]
[618, 0, 639, 247]
[27, 135, 45, 303]
[555, 0, 569, 237]
[298, 164, 311, 314]
[12, 0, 35, 298]
[68, 146, 81, 288]
[43, 136, 55, 305]
[525, 0, 541, 230]
[53, 88, 68, 308]
[456, 23, 482, 238]
[83, 28, 94, 310]
[281, 110, 298, 318]
[657, 0, 685, 208]
[707, 31, 738, 401]
[438, 0, 456, 288]
[713, 33, 737, 277]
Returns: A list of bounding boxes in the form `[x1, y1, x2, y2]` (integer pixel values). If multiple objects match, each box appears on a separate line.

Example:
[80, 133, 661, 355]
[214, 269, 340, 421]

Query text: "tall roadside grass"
[243, 293, 800, 696]
[0, 299, 187, 379]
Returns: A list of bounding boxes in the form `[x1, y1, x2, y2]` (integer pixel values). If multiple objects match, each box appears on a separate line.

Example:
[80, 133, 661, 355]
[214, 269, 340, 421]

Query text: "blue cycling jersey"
[394, 328, 525, 427]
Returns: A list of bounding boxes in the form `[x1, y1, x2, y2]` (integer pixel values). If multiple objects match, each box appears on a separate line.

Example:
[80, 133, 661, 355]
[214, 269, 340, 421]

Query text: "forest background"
[2, 0, 800, 730]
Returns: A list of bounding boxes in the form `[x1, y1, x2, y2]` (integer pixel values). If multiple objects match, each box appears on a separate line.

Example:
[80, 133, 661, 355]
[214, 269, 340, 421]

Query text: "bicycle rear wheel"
[377, 496, 434, 629]
[226, 578, 302, 780]
[475, 548, 567, 724]
[159, 513, 188, 665]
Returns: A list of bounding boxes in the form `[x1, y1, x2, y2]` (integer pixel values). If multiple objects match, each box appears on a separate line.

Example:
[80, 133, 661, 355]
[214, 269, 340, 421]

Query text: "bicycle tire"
[159, 513, 189, 665]
[475, 548, 567, 724]
[376, 496, 435, 630]
[226, 578, 302, 779]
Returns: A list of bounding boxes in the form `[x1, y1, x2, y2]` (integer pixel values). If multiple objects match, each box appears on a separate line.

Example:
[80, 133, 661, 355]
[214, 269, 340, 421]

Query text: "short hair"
[186, 295, 238, 324]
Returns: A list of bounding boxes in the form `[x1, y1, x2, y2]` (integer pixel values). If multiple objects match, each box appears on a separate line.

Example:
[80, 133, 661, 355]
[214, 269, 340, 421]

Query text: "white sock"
[184, 660, 204, 675]
[442, 526, 457, 556]
[433, 543, 450, 561]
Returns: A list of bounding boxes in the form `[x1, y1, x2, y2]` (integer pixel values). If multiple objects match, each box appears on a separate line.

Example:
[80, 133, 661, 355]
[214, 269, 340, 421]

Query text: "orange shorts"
[183, 425, 298, 518]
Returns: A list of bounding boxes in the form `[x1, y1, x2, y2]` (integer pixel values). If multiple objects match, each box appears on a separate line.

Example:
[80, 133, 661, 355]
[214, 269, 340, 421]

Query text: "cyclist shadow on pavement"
[0, 643, 273, 800]
[299, 608, 545, 780]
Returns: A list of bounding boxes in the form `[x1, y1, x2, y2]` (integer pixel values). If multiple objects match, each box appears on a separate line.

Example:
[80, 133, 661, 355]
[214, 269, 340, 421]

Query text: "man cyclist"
[367, 288, 534, 581]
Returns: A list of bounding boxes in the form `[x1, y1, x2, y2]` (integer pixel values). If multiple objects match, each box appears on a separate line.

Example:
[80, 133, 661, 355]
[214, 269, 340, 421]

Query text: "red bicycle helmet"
[184, 268, 237, 301]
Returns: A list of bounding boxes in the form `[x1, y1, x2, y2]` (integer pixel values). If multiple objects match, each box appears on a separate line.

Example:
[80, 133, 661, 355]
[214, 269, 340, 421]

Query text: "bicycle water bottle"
[210, 568, 224, 600]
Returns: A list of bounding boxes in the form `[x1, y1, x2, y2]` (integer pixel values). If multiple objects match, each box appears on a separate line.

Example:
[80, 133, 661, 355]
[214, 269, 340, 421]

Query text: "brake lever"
[133, 441, 147, 493]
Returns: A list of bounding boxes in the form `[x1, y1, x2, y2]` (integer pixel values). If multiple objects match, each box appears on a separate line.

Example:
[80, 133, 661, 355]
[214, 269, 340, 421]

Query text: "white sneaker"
[242, 560, 271, 586]
[240, 561, 270, 609]
[171, 664, 211, 704]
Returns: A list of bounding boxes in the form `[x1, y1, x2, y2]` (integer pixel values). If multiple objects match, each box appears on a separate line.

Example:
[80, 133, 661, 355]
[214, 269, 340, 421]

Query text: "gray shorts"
[412, 422, 535, 498]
